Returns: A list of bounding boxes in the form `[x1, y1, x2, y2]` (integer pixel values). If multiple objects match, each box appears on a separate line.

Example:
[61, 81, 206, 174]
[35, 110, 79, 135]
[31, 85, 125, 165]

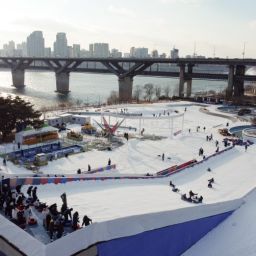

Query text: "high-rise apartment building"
[151, 49, 159, 58]
[17, 42, 27, 57]
[53, 33, 68, 57]
[110, 48, 122, 58]
[130, 47, 149, 58]
[170, 47, 179, 59]
[91, 43, 109, 57]
[44, 47, 51, 57]
[73, 44, 81, 57]
[27, 31, 45, 57]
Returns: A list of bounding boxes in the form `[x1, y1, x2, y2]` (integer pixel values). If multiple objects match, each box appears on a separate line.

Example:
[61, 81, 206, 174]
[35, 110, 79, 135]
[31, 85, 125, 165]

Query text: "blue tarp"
[97, 211, 233, 256]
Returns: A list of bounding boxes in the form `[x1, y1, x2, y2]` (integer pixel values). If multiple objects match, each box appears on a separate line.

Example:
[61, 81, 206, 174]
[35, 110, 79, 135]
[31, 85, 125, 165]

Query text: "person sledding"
[208, 177, 214, 188]
[189, 190, 197, 199]
[169, 181, 175, 187]
[192, 195, 203, 203]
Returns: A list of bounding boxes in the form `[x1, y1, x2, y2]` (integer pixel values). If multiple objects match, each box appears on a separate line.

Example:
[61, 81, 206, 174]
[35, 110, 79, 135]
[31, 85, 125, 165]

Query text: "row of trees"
[107, 83, 178, 104]
[133, 84, 176, 102]
[0, 96, 43, 142]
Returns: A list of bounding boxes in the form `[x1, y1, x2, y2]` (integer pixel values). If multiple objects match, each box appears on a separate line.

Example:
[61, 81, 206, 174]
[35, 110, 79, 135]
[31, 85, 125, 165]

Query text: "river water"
[0, 71, 226, 108]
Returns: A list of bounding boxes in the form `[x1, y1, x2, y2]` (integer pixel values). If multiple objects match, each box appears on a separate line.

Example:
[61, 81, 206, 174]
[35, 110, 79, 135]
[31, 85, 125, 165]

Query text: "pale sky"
[0, 0, 256, 57]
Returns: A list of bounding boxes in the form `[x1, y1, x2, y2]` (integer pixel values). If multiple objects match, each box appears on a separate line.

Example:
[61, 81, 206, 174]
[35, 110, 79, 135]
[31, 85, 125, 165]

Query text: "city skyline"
[0, 0, 256, 58]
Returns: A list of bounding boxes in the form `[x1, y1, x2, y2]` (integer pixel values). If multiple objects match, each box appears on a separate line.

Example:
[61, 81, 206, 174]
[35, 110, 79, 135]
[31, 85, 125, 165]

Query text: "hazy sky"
[0, 0, 256, 57]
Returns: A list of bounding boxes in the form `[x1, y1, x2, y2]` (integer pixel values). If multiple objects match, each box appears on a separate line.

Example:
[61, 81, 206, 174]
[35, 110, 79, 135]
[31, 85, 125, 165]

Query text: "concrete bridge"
[0, 57, 256, 102]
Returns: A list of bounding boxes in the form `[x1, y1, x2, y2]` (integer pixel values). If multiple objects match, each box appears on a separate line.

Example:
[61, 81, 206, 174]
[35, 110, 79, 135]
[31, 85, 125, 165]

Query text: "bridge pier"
[234, 65, 245, 97]
[186, 80, 192, 97]
[227, 65, 234, 98]
[118, 76, 133, 102]
[55, 72, 70, 93]
[186, 64, 193, 97]
[11, 69, 25, 88]
[178, 64, 185, 97]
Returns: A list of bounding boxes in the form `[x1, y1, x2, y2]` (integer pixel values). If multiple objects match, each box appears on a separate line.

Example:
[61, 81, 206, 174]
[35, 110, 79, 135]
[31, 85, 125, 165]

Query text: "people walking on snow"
[3, 158, 6, 166]
[215, 147, 219, 153]
[162, 153, 165, 161]
[215, 140, 219, 147]
[108, 158, 111, 166]
[88, 165, 91, 172]
[245, 143, 248, 152]
[203, 127, 206, 132]
[199, 147, 204, 156]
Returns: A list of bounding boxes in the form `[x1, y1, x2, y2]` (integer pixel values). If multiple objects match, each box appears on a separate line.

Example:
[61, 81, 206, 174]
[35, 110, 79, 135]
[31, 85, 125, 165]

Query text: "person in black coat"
[72, 211, 79, 230]
[32, 187, 38, 202]
[27, 186, 33, 197]
[82, 215, 92, 227]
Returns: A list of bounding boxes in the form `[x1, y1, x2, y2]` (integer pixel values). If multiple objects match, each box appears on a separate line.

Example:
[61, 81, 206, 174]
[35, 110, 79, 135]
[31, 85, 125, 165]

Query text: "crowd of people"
[0, 183, 92, 242]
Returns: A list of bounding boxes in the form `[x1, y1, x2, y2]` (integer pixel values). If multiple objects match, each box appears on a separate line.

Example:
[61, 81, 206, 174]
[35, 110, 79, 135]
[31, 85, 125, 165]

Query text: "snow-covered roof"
[17, 126, 58, 137]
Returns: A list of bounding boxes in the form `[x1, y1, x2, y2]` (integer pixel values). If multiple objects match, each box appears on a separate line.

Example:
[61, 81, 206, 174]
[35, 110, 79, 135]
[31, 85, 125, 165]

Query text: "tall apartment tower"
[92, 43, 109, 57]
[27, 31, 45, 57]
[170, 47, 179, 59]
[53, 32, 68, 57]
[73, 44, 81, 57]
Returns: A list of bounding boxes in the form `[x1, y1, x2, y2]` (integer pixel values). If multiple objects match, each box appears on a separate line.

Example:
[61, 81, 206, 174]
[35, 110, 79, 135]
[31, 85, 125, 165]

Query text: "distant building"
[17, 42, 27, 57]
[159, 53, 167, 58]
[44, 47, 51, 57]
[73, 44, 80, 57]
[27, 31, 45, 57]
[130, 47, 149, 58]
[89, 44, 94, 57]
[2, 41, 16, 57]
[91, 43, 109, 57]
[80, 49, 90, 57]
[170, 47, 179, 59]
[123, 53, 130, 58]
[53, 32, 68, 57]
[151, 49, 159, 58]
[68, 46, 73, 57]
[130, 47, 136, 57]
[110, 48, 122, 58]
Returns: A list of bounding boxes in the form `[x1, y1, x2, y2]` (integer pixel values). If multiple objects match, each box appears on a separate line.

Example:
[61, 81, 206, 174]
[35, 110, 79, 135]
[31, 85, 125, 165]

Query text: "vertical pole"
[139, 118, 141, 135]
[171, 117, 174, 139]
[182, 113, 185, 133]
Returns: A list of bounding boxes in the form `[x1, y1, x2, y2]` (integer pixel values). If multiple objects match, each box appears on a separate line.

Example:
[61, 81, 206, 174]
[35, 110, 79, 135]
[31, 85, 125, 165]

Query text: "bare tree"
[107, 91, 119, 105]
[155, 85, 161, 99]
[164, 85, 171, 97]
[133, 85, 142, 102]
[144, 83, 154, 101]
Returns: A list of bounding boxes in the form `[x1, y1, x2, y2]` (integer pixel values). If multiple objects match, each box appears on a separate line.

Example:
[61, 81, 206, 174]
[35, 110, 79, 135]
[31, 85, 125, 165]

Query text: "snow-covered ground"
[1, 101, 256, 255]
[1, 102, 243, 176]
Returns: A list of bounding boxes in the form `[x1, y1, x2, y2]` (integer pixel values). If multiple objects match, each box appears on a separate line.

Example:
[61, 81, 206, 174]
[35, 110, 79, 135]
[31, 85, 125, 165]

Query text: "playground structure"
[95, 110, 185, 139]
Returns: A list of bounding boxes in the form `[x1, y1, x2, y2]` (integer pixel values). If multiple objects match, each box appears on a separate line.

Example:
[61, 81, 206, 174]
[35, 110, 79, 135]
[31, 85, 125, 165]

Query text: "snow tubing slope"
[46, 198, 242, 256]
[0, 194, 245, 256]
